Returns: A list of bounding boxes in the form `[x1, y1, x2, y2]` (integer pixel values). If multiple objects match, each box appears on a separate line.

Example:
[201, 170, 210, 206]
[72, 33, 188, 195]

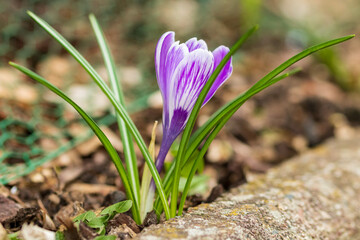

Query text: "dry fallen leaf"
[37, 199, 56, 231]
[20, 224, 55, 240]
[66, 183, 118, 196]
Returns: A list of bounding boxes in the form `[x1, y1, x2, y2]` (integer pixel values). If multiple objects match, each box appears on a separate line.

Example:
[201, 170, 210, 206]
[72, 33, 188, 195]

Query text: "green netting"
[0, 86, 154, 185]
[0, 0, 160, 184]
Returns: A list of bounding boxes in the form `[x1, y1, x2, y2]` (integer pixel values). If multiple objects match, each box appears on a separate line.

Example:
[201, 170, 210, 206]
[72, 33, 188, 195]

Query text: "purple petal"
[166, 108, 189, 137]
[155, 31, 175, 96]
[156, 108, 188, 173]
[185, 38, 208, 52]
[166, 49, 214, 132]
[203, 46, 233, 105]
[162, 42, 189, 128]
[164, 42, 189, 95]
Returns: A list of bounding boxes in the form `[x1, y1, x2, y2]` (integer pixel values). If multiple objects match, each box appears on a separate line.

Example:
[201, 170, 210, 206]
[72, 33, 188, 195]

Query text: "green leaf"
[180, 150, 203, 177]
[169, 140, 180, 157]
[89, 14, 140, 223]
[26, 11, 170, 220]
[179, 175, 209, 195]
[87, 215, 108, 229]
[55, 231, 65, 240]
[9, 61, 139, 221]
[94, 236, 116, 240]
[178, 119, 226, 215]
[73, 211, 96, 223]
[7, 232, 20, 240]
[100, 200, 133, 216]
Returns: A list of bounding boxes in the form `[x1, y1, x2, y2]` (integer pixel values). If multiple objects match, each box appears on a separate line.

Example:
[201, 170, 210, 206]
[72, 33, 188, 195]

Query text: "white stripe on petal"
[161, 41, 189, 130]
[185, 37, 208, 52]
[165, 42, 189, 98]
[155, 31, 175, 96]
[167, 49, 214, 126]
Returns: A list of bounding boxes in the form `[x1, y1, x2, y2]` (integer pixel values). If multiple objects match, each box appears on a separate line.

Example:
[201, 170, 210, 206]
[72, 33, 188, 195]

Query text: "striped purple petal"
[166, 48, 214, 135]
[155, 31, 175, 98]
[154, 32, 233, 173]
[185, 38, 208, 52]
[162, 42, 189, 128]
[203, 46, 233, 105]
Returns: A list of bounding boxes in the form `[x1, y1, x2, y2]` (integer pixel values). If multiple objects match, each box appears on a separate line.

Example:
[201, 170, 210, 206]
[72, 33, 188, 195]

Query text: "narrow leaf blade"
[26, 11, 170, 219]
[89, 14, 140, 223]
[9, 61, 139, 219]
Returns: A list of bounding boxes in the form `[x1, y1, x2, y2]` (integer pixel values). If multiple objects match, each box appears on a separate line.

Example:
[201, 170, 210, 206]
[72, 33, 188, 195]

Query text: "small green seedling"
[73, 200, 132, 235]
[94, 236, 116, 240]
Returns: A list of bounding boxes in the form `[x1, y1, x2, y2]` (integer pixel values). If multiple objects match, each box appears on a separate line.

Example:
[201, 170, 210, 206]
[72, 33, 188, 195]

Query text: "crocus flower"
[155, 31, 233, 173]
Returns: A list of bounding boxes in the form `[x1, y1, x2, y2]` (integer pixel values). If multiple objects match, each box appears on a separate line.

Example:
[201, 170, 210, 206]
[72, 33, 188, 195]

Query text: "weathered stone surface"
[137, 135, 360, 239]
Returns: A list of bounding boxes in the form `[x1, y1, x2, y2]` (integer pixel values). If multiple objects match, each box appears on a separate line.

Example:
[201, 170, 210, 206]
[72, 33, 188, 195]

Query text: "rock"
[136, 134, 360, 239]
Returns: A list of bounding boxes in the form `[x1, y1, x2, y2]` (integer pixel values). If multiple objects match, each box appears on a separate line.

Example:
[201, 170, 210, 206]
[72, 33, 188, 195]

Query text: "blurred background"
[1, 0, 360, 189]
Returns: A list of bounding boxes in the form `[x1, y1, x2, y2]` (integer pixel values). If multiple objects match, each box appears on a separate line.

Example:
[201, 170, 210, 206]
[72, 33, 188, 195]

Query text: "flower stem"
[155, 133, 174, 173]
